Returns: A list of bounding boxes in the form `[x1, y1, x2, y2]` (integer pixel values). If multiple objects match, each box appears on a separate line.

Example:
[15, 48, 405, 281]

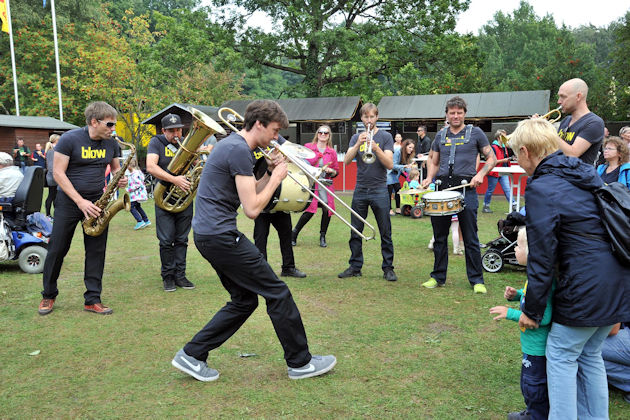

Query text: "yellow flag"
[0, 0, 9, 34]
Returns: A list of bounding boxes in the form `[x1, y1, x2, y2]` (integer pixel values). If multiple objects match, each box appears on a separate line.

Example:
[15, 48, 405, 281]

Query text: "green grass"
[1, 193, 628, 419]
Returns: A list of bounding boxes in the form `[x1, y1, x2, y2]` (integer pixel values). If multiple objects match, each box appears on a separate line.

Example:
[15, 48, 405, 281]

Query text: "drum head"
[423, 191, 462, 200]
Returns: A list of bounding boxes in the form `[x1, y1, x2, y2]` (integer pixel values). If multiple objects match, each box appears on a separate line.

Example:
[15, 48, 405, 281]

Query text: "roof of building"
[377, 90, 551, 121]
[0, 115, 79, 130]
[141, 103, 221, 127]
[219, 97, 363, 122]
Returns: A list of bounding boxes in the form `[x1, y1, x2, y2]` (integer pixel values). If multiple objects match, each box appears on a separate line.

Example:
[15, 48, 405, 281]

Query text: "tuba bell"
[154, 108, 226, 212]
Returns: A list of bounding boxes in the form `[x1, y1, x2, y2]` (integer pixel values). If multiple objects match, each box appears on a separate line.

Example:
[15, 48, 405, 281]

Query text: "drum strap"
[446, 124, 473, 181]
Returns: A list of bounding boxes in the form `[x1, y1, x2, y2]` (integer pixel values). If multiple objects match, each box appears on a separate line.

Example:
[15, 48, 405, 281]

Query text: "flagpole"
[50, 0, 63, 120]
[6, 0, 19, 115]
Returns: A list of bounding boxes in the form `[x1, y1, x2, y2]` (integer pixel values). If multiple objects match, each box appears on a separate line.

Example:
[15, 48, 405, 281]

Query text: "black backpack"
[593, 182, 630, 266]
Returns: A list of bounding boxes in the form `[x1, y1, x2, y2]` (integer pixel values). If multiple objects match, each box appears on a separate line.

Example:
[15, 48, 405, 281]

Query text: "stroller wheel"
[482, 248, 504, 273]
[411, 205, 423, 219]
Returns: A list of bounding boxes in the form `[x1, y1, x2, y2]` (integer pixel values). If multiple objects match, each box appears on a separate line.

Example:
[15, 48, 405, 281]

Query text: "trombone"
[217, 107, 376, 241]
[362, 123, 376, 164]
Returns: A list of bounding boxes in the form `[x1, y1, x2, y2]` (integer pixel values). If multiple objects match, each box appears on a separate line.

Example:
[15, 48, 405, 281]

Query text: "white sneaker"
[428, 238, 434, 250]
[287, 355, 336, 380]
[453, 247, 464, 255]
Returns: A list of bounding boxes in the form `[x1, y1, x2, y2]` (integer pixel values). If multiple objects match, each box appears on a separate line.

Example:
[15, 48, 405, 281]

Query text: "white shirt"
[0, 165, 24, 197]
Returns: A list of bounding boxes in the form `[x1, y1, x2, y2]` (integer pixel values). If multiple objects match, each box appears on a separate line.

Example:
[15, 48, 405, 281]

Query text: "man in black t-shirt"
[146, 113, 195, 292]
[421, 96, 497, 294]
[171, 100, 335, 382]
[416, 125, 432, 180]
[12, 137, 31, 173]
[253, 136, 306, 278]
[555, 78, 605, 165]
[338, 103, 397, 281]
[38, 101, 126, 316]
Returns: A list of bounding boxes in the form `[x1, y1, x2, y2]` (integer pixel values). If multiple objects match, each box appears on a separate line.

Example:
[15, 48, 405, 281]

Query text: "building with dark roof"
[0, 115, 79, 156]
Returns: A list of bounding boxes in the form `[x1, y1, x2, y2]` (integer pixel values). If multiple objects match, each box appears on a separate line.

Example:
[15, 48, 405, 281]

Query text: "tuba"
[154, 107, 226, 212]
[82, 137, 136, 236]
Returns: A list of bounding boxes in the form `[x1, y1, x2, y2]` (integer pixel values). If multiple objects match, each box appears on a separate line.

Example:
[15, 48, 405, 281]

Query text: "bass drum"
[254, 158, 313, 213]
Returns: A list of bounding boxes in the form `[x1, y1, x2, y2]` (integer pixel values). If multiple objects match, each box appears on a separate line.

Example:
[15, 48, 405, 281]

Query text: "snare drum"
[265, 163, 313, 212]
[421, 191, 464, 216]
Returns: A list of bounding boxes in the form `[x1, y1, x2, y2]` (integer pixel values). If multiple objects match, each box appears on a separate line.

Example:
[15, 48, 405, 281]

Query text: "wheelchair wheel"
[482, 248, 504, 273]
[410, 205, 424, 219]
[401, 205, 412, 217]
[18, 245, 47, 274]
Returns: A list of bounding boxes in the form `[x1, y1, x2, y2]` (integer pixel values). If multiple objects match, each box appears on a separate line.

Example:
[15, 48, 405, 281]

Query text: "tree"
[609, 11, 630, 120]
[212, 0, 471, 97]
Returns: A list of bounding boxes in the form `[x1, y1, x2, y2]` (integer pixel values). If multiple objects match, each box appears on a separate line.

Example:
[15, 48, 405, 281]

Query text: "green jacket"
[506, 280, 555, 356]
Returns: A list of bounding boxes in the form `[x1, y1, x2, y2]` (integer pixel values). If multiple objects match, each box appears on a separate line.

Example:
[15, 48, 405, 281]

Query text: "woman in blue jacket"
[386, 139, 415, 215]
[596, 136, 630, 189]
[509, 118, 630, 420]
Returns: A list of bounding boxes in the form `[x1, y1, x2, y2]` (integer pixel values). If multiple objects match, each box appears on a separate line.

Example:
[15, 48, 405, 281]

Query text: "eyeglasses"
[318, 131, 330, 135]
[98, 120, 116, 128]
[603, 147, 617, 152]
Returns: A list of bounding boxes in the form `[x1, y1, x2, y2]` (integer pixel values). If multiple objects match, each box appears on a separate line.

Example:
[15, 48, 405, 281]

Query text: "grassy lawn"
[1, 193, 628, 419]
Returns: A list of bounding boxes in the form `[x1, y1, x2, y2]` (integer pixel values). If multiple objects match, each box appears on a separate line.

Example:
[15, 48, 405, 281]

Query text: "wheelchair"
[0, 167, 50, 273]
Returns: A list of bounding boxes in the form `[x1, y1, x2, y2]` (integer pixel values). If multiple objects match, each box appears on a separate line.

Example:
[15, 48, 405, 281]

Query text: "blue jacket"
[522, 151, 630, 327]
[386, 147, 409, 185]
[596, 162, 630, 189]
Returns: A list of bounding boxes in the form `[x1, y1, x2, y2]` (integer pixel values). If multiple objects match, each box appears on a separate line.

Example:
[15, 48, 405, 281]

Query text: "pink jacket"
[303, 142, 339, 215]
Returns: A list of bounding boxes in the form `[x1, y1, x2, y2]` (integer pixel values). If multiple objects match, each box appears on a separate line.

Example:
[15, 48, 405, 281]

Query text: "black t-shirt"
[600, 166, 620, 185]
[54, 127, 121, 195]
[431, 125, 489, 177]
[192, 132, 254, 235]
[557, 112, 604, 165]
[349, 129, 394, 188]
[418, 135, 432, 154]
[147, 134, 179, 171]
[14, 145, 30, 164]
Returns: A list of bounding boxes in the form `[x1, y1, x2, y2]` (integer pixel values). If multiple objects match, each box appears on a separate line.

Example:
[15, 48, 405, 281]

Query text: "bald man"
[555, 78, 605, 165]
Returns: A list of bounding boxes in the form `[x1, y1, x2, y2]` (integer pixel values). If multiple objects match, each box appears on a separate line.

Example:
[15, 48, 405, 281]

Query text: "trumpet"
[217, 107, 376, 241]
[500, 106, 563, 145]
[362, 124, 376, 164]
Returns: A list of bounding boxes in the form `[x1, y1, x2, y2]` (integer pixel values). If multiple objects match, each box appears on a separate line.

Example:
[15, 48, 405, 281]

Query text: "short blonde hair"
[508, 118, 559, 161]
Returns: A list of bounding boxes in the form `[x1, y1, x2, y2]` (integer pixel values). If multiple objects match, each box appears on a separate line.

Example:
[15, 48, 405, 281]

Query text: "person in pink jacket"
[291, 125, 340, 248]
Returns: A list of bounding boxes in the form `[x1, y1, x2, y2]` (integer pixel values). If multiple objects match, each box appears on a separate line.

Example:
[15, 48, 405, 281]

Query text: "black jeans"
[521, 353, 549, 420]
[45, 186, 57, 217]
[155, 204, 192, 281]
[253, 211, 295, 271]
[184, 231, 311, 368]
[41, 191, 108, 305]
[348, 186, 394, 271]
[430, 190, 483, 285]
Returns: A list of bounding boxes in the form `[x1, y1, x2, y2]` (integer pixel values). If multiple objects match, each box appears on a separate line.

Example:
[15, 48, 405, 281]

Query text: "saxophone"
[82, 137, 136, 236]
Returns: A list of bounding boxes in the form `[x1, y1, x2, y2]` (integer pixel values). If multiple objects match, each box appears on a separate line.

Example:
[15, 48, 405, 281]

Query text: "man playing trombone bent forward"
[338, 102, 397, 282]
[171, 99, 336, 382]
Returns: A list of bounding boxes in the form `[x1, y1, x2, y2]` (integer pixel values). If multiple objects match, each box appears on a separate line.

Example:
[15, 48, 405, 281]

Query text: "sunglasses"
[318, 131, 330, 135]
[98, 120, 116, 128]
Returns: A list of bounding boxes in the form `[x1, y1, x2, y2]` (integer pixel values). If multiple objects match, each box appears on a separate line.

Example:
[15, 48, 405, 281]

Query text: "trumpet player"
[554, 78, 605, 165]
[338, 103, 397, 282]
[146, 113, 195, 292]
[171, 100, 336, 382]
[38, 102, 126, 316]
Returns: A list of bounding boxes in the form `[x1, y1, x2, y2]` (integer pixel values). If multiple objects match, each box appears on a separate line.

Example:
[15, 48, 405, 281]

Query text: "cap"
[161, 113, 184, 129]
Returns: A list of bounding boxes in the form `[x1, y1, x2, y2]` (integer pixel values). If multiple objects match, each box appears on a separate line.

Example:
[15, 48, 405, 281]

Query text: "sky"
[204, 0, 630, 34]
[456, 0, 630, 33]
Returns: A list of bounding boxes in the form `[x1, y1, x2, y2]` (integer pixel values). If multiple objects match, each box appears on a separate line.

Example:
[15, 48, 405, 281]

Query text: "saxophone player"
[39, 102, 127, 316]
[146, 113, 195, 292]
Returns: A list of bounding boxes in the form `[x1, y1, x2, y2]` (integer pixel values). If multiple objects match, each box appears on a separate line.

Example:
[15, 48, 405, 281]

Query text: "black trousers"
[41, 191, 108, 305]
[184, 231, 311, 368]
[430, 190, 483, 285]
[253, 211, 295, 271]
[45, 186, 57, 217]
[155, 204, 192, 282]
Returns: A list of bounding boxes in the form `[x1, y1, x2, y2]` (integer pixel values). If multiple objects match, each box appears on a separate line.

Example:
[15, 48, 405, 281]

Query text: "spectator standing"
[12, 137, 30, 173]
[44, 134, 59, 219]
[596, 136, 630, 189]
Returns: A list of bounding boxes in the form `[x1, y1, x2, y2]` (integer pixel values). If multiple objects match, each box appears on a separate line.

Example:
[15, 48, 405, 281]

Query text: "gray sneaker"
[171, 349, 219, 382]
[288, 355, 337, 380]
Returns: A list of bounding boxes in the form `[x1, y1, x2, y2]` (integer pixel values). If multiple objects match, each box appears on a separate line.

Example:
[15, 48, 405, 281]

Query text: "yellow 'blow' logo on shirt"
[81, 147, 106, 159]
[558, 129, 575, 144]
[359, 142, 380, 152]
[165, 147, 176, 157]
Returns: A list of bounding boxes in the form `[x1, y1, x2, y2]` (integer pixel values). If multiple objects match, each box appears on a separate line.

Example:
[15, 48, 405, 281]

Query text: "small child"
[489, 227, 554, 420]
[408, 168, 420, 189]
[126, 158, 151, 230]
[427, 215, 462, 255]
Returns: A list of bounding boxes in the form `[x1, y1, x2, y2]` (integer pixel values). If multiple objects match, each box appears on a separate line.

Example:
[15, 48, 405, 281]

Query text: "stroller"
[481, 211, 526, 273]
[0, 167, 51, 273]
